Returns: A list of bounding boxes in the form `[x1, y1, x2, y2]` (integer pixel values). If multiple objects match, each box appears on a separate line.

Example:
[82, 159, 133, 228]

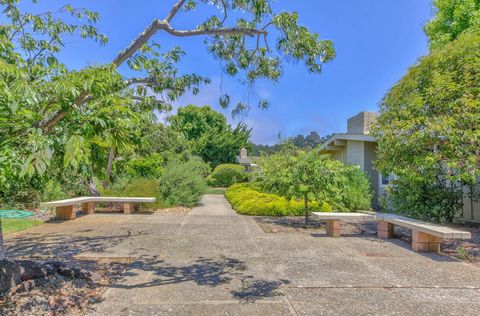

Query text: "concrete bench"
[376, 214, 471, 253]
[40, 196, 156, 220]
[312, 212, 376, 237]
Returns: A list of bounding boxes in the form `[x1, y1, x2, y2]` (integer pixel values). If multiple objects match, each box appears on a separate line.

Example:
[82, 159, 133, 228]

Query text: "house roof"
[319, 133, 377, 153]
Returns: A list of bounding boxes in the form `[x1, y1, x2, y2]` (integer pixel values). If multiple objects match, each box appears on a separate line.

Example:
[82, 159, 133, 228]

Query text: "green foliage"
[255, 150, 373, 214]
[207, 164, 247, 187]
[170, 105, 251, 167]
[0, 1, 333, 206]
[382, 177, 462, 223]
[374, 29, 480, 222]
[101, 178, 164, 209]
[124, 154, 164, 179]
[158, 161, 208, 207]
[342, 168, 374, 211]
[425, 0, 480, 50]
[225, 184, 332, 216]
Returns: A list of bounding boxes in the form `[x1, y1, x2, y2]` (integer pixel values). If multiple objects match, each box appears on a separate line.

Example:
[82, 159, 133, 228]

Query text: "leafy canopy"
[425, 0, 480, 50]
[373, 28, 480, 222]
[169, 105, 251, 167]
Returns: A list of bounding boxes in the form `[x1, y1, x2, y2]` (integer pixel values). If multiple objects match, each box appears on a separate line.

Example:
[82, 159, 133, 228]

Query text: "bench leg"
[56, 205, 75, 220]
[122, 203, 135, 214]
[81, 202, 96, 215]
[412, 230, 442, 254]
[326, 220, 341, 237]
[377, 221, 394, 239]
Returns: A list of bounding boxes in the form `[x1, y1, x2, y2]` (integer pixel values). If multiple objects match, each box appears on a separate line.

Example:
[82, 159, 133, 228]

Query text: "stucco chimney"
[347, 112, 377, 134]
[240, 148, 248, 159]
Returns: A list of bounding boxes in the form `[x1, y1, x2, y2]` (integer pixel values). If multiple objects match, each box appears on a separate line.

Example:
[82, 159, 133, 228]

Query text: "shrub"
[382, 177, 462, 223]
[101, 178, 164, 209]
[158, 161, 207, 207]
[124, 154, 164, 179]
[207, 163, 247, 187]
[341, 168, 373, 211]
[187, 156, 212, 177]
[225, 184, 332, 216]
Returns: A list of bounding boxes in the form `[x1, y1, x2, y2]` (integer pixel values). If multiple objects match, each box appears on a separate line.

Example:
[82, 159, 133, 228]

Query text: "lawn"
[1, 218, 43, 234]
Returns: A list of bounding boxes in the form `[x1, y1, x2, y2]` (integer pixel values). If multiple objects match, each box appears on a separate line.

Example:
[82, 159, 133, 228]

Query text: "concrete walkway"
[6, 195, 480, 315]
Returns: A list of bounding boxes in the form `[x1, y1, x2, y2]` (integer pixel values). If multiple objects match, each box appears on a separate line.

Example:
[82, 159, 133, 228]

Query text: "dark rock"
[18, 260, 56, 281]
[10, 277, 49, 294]
[0, 259, 22, 293]
[56, 265, 93, 281]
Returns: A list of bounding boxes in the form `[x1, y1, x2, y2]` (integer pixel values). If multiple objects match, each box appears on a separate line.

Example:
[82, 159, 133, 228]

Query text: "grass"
[1, 218, 43, 235]
[205, 187, 227, 194]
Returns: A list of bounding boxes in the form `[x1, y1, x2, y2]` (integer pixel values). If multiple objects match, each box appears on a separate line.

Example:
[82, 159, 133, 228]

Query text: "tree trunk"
[304, 194, 309, 226]
[102, 147, 116, 189]
[88, 176, 100, 196]
[0, 218, 6, 261]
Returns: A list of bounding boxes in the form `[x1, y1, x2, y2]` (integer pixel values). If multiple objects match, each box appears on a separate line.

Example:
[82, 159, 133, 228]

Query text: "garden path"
[5, 194, 480, 315]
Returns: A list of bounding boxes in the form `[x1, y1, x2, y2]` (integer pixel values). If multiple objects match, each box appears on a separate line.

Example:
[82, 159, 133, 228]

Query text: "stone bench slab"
[312, 212, 376, 222]
[41, 196, 156, 207]
[376, 214, 471, 240]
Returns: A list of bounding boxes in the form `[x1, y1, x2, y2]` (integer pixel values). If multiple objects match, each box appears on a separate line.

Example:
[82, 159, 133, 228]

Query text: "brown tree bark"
[0, 218, 5, 261]
[102, 147, 116, 189]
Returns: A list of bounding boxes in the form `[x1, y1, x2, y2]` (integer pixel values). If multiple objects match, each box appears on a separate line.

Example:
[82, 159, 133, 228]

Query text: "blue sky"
[21, 0, 433, 144]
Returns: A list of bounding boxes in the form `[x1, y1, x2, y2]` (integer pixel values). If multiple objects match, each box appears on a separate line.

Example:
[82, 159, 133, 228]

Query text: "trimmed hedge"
[207, 163, 247, 187]
[225, 184, 332, 216]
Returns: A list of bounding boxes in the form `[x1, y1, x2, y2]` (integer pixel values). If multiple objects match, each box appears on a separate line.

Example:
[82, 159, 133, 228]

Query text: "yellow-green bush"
[225, 184, 332, 216]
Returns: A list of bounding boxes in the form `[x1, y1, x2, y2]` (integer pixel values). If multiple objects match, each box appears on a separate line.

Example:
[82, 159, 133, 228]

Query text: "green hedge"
[101, 178, 164, 209]
[207, 163, 247, 187]
[225, 184, 332, 216]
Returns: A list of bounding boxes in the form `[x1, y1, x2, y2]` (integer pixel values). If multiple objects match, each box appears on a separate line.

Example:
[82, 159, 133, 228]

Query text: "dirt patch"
[254, 216, 376, 235]
[0, 257, 131, 316]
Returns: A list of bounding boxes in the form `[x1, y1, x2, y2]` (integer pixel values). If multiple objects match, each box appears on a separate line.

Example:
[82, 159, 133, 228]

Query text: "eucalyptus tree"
[1, 0, 335, 201]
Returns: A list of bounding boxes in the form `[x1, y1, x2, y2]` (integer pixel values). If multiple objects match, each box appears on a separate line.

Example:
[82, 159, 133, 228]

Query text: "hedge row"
[225, 183, 332, 216]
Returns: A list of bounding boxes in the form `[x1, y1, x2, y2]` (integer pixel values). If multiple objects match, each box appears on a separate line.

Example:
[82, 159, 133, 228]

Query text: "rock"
[18, 260, 56, 281]
[10, 277, 49, 295]
[0, 259, 22, 293]
[53, 264, 93, 281]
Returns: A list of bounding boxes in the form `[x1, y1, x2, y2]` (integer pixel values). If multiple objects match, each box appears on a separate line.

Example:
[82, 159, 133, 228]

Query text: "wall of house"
[345, 140, 365, 170]
[330, 150, 345, 163]
[458, 184, 480, 224]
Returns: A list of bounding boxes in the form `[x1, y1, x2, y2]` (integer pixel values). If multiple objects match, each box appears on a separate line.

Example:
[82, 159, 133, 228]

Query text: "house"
[319, 112, 386, 207]
[236, 148, 258, 172]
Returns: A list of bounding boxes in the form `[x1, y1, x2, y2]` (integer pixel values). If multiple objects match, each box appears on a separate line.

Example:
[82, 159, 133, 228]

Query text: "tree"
[169, 105, 250, 166]
[305, 131, 322, 148]
[256, 147, 350, 225]
[1, 0, 334, 205]
[425, 0, 480, 50]
[373, 29, 480, 222]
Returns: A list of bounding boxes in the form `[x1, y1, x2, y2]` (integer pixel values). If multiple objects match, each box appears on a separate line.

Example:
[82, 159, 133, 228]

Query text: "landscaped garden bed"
[0, 257, 130, 316]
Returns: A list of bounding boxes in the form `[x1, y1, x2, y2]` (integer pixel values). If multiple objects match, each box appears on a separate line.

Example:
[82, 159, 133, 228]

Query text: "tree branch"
[165, 0, 186, 22]
[41, 1, 271, 131]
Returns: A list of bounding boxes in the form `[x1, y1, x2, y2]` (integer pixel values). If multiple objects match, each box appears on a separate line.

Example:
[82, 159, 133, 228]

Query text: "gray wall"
[458, 184, 480, 224]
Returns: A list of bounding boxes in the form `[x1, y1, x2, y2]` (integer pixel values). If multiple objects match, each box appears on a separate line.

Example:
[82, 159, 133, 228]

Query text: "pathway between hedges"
[6, 194, 480, 315]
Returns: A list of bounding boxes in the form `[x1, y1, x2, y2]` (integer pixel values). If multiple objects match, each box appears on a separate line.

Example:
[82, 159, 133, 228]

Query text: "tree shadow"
[231, 277, 289, 302]
[111, 256, 288, 302]
[4, 230, 136, 259]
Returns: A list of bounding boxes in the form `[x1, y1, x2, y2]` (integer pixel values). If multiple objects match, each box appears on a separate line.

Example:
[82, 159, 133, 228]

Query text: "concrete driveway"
[5, 195, 480, 315]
